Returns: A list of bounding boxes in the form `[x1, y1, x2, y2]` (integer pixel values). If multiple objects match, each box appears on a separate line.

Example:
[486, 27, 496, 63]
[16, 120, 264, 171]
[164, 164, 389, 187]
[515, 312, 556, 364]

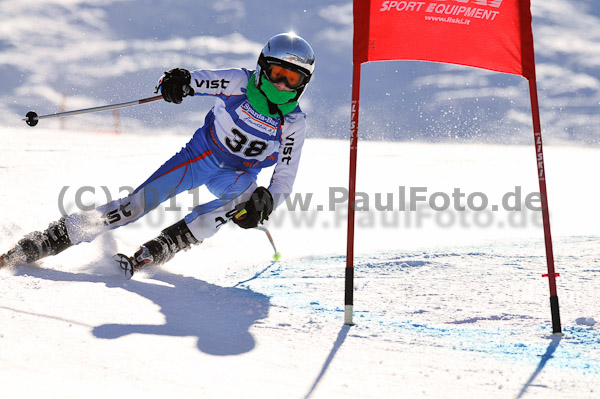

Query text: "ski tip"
[113, 253, 135, 279]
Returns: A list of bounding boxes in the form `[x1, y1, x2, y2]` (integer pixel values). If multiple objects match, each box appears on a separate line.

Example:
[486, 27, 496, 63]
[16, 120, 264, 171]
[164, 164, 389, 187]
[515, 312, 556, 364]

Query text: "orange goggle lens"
[266, 65, 305, 89]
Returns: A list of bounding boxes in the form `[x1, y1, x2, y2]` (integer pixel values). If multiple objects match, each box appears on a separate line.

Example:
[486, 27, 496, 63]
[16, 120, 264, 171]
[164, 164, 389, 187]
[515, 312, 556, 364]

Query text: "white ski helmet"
[256, 32, 315, 99]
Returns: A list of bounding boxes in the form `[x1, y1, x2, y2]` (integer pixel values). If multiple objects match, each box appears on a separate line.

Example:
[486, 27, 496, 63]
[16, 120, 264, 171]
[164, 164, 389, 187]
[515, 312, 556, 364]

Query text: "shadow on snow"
[12, 264, 270, 357]
[516, 335, 562, 399]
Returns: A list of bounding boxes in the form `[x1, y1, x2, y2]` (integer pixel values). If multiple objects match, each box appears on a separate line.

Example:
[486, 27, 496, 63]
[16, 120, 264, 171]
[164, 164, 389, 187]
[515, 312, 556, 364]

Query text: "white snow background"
[1, 1, 599, 398]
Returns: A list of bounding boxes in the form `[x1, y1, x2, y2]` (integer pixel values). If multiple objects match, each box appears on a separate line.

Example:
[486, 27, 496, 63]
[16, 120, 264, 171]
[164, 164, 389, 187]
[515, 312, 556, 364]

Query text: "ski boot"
[113, 219, 199, 279]
[0, 217, 72, 269]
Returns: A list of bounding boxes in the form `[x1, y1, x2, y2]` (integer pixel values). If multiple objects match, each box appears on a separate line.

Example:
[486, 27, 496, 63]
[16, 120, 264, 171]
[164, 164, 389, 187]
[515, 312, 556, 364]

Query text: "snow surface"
[0, 126, 599, 398]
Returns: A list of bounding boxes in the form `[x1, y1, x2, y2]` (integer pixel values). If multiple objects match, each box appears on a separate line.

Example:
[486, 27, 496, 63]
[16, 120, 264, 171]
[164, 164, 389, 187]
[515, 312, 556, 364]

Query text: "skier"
[0, 32, 315, 277]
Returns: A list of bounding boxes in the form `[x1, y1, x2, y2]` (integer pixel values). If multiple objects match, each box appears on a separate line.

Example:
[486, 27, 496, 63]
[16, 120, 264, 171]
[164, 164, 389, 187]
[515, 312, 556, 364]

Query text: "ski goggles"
[264, 64, 307, 89]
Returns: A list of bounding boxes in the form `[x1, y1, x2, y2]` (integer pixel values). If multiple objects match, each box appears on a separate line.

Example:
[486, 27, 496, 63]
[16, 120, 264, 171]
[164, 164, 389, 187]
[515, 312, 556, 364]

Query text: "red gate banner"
[354, 0, 536, 79]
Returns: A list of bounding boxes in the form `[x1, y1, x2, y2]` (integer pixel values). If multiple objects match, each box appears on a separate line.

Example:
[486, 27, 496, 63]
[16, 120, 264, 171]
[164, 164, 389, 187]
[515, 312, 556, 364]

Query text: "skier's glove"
[155, 68, 195, 104]
[233, 187, 274, 229]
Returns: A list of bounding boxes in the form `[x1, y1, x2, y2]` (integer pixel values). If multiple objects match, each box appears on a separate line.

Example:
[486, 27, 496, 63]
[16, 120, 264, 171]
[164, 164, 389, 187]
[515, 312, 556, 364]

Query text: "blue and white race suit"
[65, 68, 306, 245]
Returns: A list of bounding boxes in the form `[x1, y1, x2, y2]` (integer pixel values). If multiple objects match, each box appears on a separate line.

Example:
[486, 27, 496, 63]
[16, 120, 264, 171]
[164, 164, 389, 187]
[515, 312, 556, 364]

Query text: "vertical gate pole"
[345, 62, 362, 326]
[529, 78, 562, 334]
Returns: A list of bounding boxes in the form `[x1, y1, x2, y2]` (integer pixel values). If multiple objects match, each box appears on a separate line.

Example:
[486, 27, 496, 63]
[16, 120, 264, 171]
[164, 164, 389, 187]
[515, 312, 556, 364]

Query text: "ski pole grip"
[234, 209, 247, 220]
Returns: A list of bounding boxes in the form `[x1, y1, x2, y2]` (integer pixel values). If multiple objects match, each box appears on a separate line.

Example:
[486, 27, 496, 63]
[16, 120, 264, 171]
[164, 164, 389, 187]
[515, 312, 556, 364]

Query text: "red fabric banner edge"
[353, 0, 371, 65]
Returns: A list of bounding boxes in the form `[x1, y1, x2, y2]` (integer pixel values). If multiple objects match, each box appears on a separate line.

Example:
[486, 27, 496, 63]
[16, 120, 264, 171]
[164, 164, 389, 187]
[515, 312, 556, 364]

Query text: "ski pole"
[255, 226, 281, 261]
[235, 209, 281, 261]
[23, 94, 163, 127]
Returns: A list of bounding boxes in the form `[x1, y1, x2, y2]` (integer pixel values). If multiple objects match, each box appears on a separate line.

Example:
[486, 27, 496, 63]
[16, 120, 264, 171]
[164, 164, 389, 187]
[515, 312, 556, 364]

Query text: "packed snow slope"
[0, 126, 598, 398]
[1, 0, 600, 143]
